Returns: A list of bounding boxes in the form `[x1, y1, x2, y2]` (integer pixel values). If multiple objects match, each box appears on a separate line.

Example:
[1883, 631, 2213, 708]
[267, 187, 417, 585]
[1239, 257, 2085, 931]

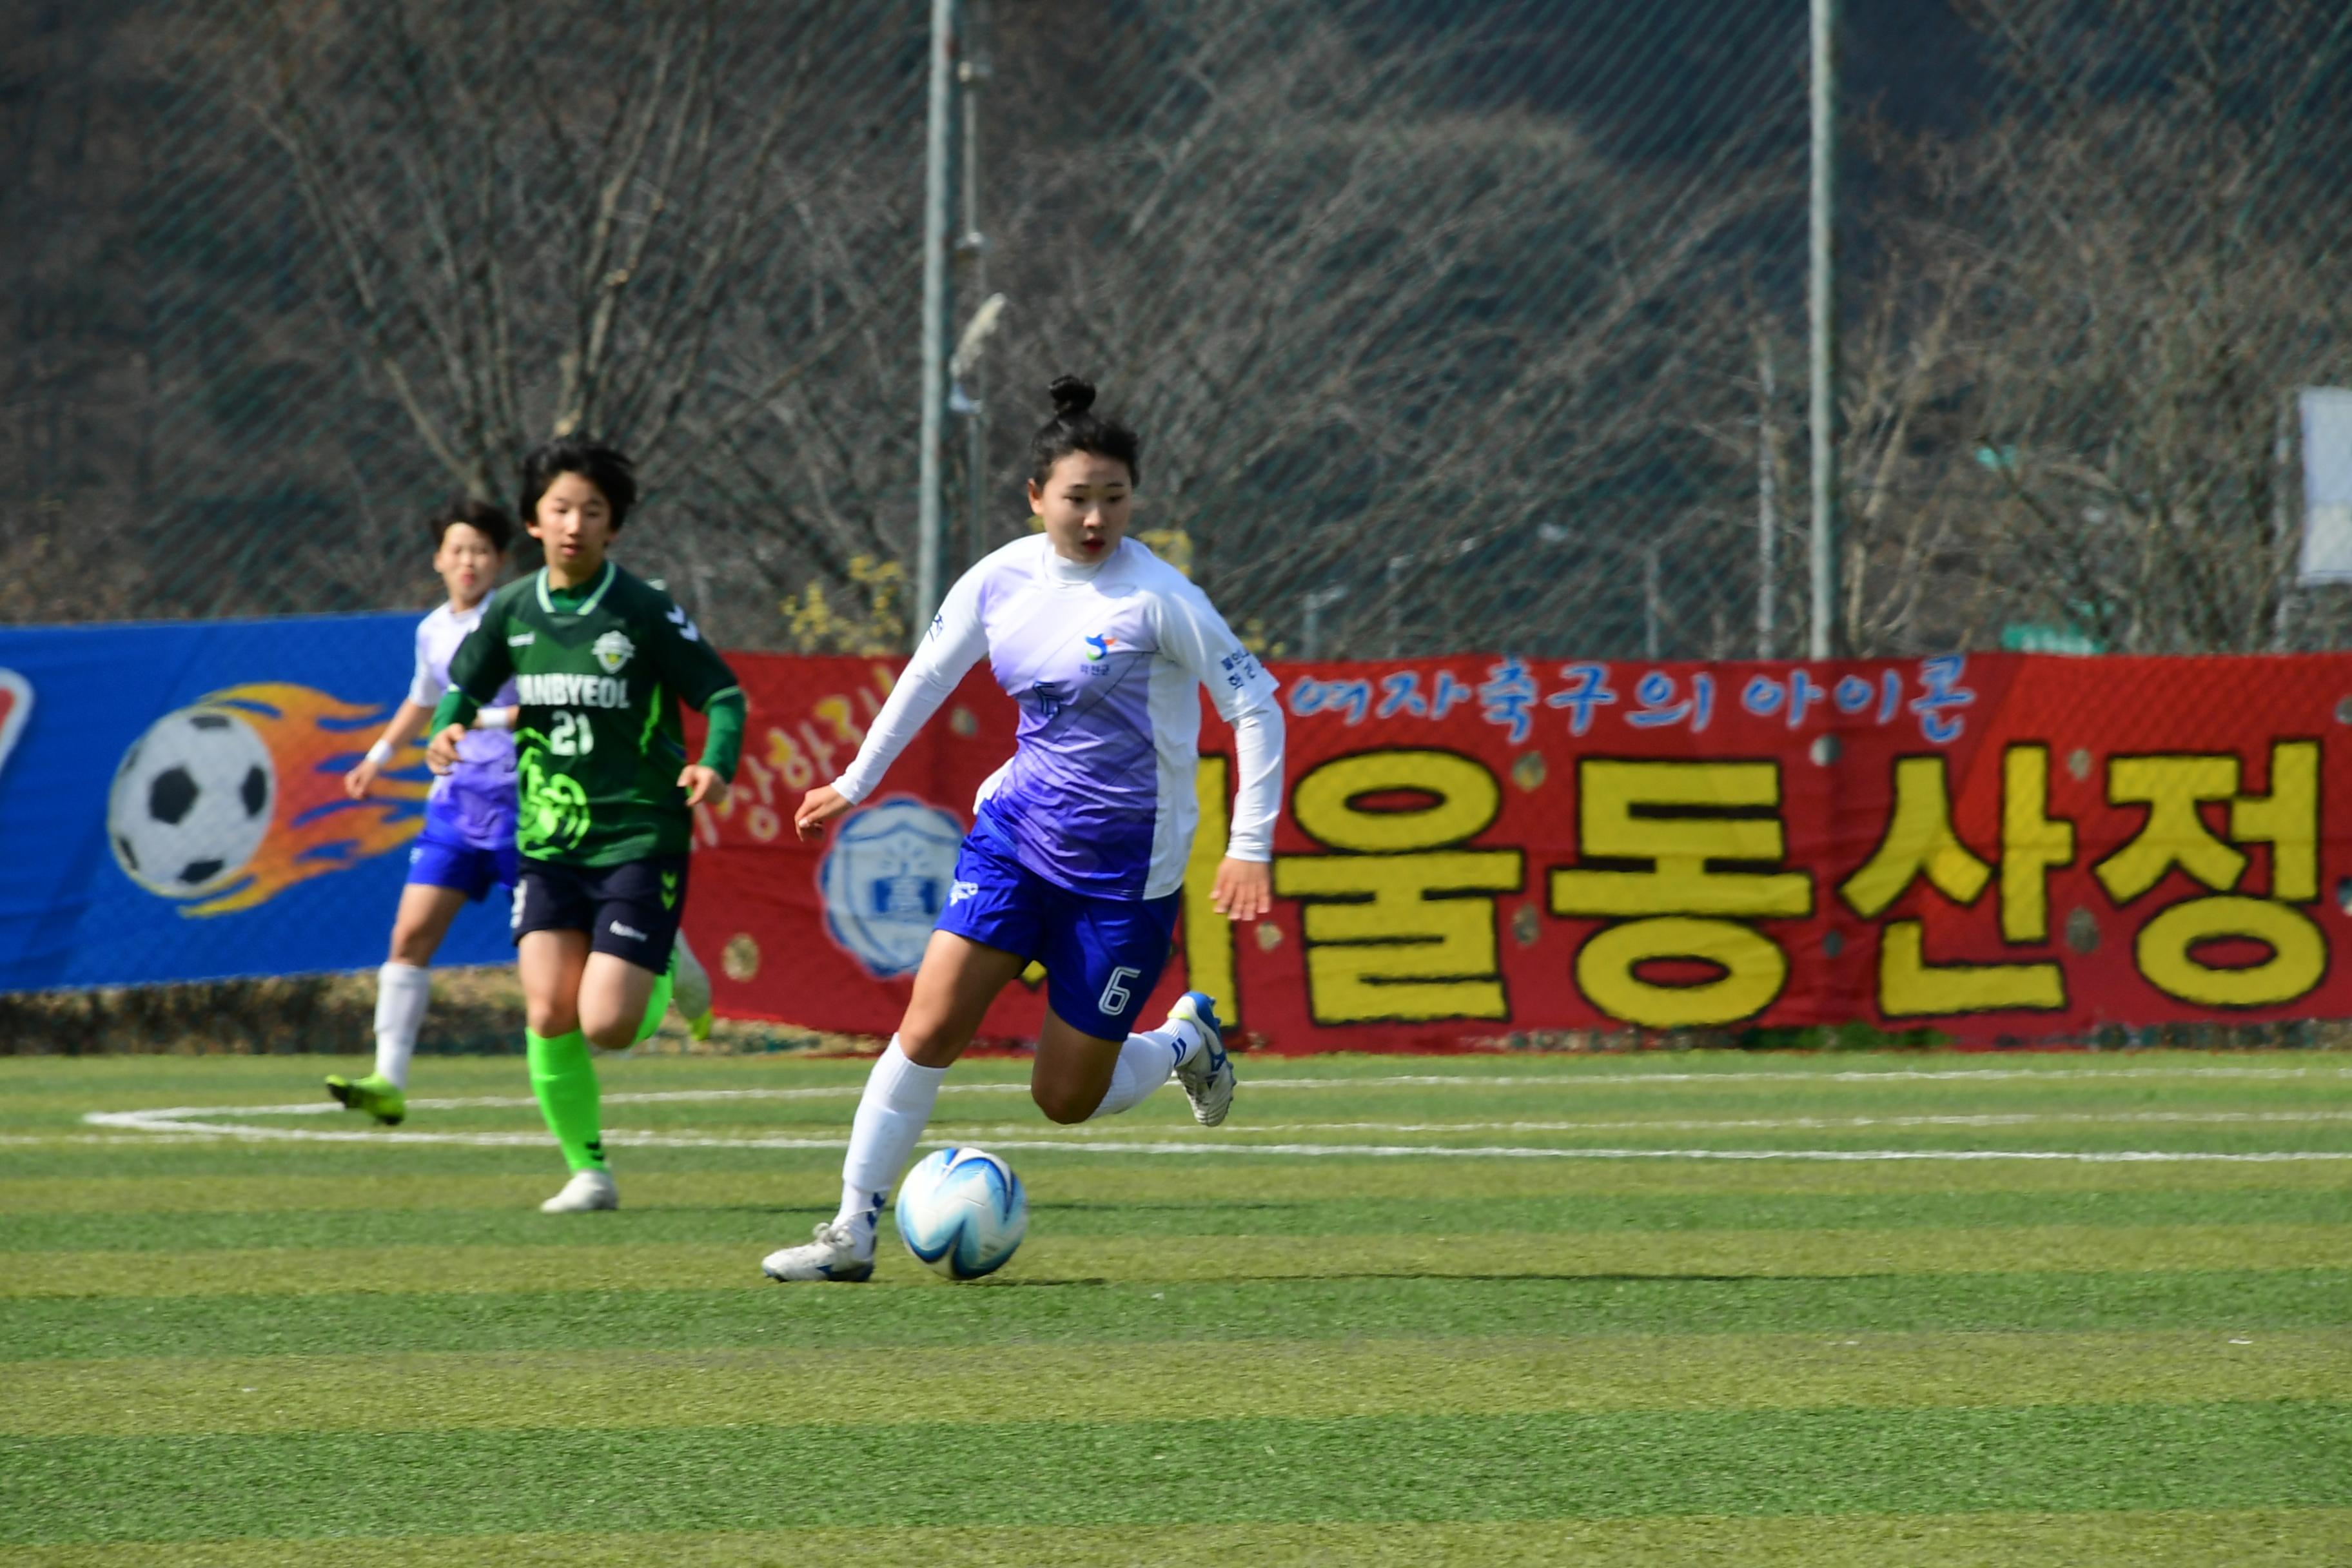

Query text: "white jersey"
[410, 602, 518, 792]
[834, 534, 1284, 901]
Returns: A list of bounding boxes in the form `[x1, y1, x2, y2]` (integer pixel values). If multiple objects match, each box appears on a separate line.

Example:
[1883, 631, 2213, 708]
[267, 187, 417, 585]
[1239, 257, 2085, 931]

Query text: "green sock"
[526, 1028, 605, 1173]
[631, 964, 675, 1046]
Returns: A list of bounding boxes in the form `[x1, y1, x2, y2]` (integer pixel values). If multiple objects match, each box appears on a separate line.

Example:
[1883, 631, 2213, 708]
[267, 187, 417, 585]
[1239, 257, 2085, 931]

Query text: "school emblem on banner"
[817, 796, 966, 978]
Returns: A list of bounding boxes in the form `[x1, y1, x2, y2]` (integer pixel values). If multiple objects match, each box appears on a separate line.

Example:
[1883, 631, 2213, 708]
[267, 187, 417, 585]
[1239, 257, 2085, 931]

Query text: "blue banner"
[0, 614, 512, 992]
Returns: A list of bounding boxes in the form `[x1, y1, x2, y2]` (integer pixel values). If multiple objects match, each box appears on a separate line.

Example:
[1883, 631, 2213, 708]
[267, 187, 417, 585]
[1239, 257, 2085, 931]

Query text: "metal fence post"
[1807, 0, 1840, 661]
[915, 0, 957, 638]
[1758, 337, 1779, 658]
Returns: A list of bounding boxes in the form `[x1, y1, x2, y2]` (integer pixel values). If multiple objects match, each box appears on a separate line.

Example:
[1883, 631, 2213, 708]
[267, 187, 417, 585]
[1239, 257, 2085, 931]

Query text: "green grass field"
[3, 1048, 2348, 1565]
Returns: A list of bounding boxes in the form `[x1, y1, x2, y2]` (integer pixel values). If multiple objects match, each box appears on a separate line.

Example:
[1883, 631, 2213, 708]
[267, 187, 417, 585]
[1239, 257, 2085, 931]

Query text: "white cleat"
[1168, 991, 1235, 1127]
[761, 1220, 876, 1283]
[671, 934, 716, 1042]
[540, 1169, 619, 1213]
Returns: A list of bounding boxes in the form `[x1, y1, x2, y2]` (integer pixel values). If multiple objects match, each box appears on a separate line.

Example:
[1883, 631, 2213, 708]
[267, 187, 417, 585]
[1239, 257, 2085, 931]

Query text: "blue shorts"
[936, 827, 1180, 1040]
[406, 786, 519, 903]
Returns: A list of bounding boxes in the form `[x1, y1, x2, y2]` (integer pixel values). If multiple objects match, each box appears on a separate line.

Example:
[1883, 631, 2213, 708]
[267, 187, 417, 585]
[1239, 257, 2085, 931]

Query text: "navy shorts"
[511, 855, 688, 974]
[407, 787, 519, 903]
[936, 828, 1179, 1040]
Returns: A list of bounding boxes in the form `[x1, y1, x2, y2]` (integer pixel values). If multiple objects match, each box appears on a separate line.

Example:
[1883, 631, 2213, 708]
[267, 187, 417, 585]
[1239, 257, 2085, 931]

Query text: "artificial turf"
[1, 1049, 2346, 1563]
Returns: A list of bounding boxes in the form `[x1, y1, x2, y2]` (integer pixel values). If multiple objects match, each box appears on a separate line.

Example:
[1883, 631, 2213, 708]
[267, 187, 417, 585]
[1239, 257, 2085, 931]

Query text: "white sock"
[833, 1037, 946, 1251]
[371, 962, 431, 1090]
[1087, 1026, 1193, 1120]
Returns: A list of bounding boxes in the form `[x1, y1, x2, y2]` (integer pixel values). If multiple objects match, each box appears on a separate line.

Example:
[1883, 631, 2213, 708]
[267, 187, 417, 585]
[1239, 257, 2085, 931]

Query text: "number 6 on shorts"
[1097, 965, 1142, 1020]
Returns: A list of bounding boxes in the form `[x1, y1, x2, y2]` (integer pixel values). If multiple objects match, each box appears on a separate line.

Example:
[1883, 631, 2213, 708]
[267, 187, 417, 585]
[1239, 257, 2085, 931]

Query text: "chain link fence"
[5, 0, 2350, 656]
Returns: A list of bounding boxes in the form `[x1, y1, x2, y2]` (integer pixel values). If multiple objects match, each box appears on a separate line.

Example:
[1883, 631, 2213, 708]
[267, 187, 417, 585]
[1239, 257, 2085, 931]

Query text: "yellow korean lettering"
[1549, 760, 1810, 918]
[2095, 755, 2245, 901]
[1291, 750, 1500, 851]
[1181, 755, 1239, 1023]
[2228, 741, 2319, 903]
[1276, 750, 1520, 1024]
[1877, 921, 2063, 1016]
[1839, 756, 1990, 918]
[764, 728, 815, 789]
[1274, 850, 1524, 1021]
[1573, 917, 1787, 1027]
[1545, 760, 1803, 1028]
[2133, 895, 2324, 1008]
[1999, 743, 2075, 943]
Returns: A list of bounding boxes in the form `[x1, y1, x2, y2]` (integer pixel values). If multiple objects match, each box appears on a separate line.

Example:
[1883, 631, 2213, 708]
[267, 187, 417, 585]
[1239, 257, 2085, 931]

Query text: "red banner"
[684, 651, 2352, 1049]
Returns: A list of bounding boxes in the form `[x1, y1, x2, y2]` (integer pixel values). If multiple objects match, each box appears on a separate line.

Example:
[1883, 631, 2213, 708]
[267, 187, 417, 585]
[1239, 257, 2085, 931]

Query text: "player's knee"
[1032, 1079, 1098, 1125]
[896, 1020, 961, 1068]
[583, 1018, 635, 1053]
[526, 1001, 579, 1038]
[387, 926, 436, 966]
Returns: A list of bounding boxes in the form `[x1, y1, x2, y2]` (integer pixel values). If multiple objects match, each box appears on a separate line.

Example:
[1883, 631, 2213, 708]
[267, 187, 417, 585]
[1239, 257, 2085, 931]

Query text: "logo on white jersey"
[1081, 633, 1117, 662]
[591, 630, 634, 674]
[1219, 647, 1264, 690]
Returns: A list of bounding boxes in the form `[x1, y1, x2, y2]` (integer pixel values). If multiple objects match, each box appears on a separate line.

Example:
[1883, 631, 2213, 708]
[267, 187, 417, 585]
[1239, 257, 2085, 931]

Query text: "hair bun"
[1048, 375, 1096, 418]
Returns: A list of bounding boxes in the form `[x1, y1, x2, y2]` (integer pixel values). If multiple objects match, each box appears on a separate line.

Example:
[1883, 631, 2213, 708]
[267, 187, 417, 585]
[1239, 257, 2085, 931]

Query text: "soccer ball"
[895, 1146, 1028, 1279]
[108, 705, 275, 897]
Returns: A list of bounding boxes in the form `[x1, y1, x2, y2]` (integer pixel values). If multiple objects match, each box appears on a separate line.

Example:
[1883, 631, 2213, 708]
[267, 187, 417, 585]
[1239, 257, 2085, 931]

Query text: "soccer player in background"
[426, 438, 745, 1212]
[330, 500, 520, 1126]
[761, 375, 1284, 1282]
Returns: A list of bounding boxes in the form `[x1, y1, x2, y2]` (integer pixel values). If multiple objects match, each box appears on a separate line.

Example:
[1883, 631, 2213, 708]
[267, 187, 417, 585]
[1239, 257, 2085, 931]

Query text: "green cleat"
[324, 1072, 407, 1126]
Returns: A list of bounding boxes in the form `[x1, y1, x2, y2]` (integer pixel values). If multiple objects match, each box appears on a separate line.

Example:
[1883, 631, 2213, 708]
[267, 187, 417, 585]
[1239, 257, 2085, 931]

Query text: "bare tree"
[973, 0, 1801, 659]
[165, 0, 930, 638]
[1843, 0, 2352, 655]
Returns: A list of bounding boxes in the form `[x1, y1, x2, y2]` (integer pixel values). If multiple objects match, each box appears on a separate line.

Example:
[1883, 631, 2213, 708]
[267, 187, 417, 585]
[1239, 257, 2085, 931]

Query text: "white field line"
[919, 1109, 2352, 1138]
[79, 1086, 2352, 1162]
[77, 1056, 2352, 1134]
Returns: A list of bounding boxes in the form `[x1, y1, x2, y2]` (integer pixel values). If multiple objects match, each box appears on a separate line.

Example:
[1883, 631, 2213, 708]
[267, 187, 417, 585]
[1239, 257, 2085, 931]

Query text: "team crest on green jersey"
[591, 631, 635, 674]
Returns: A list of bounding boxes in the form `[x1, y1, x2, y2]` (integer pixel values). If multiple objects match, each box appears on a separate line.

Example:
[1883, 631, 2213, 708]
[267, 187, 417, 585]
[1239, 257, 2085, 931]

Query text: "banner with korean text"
[687, 650, 2352, 1050]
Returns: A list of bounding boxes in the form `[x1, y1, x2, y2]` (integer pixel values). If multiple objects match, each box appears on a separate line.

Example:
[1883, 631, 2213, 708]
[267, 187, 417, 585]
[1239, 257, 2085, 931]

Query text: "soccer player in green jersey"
[426, 438, 746, 1212]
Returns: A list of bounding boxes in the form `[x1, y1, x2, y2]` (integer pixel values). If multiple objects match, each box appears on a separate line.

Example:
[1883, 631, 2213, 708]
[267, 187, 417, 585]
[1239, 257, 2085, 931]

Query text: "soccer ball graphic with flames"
[108, 683, 430, 916]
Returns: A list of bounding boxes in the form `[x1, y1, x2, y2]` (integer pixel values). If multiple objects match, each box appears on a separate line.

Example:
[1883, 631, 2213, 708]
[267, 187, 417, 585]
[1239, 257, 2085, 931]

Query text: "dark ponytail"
[1028, 375, 1141, 487]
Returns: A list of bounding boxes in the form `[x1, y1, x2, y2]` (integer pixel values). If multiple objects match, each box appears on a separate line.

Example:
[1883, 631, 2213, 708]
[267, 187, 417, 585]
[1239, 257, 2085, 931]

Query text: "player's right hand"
[423, 724, 467, 775]
[343, 759, 382, 799]
[794, 784, 850, 840]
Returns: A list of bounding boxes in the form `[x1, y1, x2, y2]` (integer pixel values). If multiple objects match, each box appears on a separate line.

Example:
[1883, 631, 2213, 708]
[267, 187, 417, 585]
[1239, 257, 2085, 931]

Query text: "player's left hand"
[1211, 856, 1273, 921]
[679, 764, 728, 808]
[423, 724, 467, 774]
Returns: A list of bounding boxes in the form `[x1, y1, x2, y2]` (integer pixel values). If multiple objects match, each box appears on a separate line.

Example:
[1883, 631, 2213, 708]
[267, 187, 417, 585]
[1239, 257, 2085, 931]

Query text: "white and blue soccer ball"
[895, 1146, 1027, 1280]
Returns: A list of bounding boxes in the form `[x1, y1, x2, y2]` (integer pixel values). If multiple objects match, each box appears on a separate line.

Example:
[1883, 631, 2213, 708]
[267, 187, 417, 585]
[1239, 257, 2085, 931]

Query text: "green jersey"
[437, 562, 745, 867]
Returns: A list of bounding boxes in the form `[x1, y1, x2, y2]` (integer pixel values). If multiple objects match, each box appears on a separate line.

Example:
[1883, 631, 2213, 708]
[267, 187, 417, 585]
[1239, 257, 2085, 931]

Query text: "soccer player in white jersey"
[329, 500, 521, 1125]
[334, 500, 718, 1126]
[762, 376, 1284, 1282]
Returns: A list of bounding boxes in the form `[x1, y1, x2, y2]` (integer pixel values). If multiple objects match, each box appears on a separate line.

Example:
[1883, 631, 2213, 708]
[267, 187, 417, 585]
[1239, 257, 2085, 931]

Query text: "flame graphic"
[180, 682, 431, 917]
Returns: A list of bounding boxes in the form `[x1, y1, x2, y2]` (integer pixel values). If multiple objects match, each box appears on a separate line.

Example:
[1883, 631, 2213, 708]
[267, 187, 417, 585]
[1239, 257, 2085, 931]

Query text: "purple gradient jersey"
[411, 602, 519, 847]
[835, 535, 1282, 902]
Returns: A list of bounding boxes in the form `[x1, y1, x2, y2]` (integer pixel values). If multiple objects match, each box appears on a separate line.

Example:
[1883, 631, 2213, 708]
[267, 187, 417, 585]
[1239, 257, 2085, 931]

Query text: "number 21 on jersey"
[547, 710, 595, 756]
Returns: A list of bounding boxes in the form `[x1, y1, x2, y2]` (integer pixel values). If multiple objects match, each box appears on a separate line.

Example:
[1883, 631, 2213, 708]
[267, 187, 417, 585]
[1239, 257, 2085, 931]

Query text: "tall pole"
[1807, 0, 1839, 661]
[959, 6, 990, 574]
[1757, 338, 1779, 658]
[915, 0, 956, 636]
